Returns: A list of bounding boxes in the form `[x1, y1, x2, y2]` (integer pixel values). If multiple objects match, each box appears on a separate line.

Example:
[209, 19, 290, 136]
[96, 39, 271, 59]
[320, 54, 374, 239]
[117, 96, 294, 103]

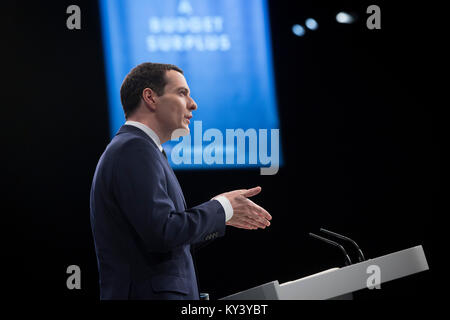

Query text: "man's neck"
[126, 117, 168, 144]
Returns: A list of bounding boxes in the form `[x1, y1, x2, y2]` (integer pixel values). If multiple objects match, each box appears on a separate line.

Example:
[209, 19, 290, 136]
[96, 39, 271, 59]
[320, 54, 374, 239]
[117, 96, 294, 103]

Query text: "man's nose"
[189, 97, 197, 110]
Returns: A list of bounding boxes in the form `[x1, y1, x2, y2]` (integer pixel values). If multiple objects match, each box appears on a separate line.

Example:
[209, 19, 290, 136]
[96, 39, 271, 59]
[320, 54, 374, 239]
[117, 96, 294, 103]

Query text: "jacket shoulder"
[108, 132, 159, 158]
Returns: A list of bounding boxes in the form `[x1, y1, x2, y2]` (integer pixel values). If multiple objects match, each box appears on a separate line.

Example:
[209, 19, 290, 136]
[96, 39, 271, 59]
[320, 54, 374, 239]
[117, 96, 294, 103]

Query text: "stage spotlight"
[305, 18, 318, 30]
[292, 24, 305, 36]
[336, 12, 355, 24]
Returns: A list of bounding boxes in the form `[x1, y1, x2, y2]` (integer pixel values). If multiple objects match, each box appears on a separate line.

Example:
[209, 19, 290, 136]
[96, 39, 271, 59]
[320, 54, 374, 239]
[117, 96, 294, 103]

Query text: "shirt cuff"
[213, 195, 233, 222]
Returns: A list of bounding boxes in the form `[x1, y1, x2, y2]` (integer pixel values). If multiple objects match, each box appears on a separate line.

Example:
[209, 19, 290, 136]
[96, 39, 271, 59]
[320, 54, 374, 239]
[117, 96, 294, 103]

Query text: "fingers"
[243, 215, 268, 229]
[241, 186, 261, 198]
[226, 221, 256, 230]
[243, 198, 271, 224]
[246, 210, 270, 228]
[248, 199, 272, 221]
[232, 214, 268, 229]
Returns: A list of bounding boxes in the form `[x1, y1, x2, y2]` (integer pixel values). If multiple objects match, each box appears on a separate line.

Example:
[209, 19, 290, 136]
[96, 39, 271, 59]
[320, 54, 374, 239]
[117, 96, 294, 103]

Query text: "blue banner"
[100, 0, 282, 171]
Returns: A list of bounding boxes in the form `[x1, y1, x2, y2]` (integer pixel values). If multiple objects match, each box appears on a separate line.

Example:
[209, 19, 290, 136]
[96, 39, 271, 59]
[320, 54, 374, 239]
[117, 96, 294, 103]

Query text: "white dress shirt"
[124, 121, 233, 222]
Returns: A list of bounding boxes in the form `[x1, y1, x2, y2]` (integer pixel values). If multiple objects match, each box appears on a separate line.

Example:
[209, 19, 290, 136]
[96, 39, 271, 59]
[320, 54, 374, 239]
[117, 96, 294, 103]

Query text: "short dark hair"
[120, 62, 184, 118]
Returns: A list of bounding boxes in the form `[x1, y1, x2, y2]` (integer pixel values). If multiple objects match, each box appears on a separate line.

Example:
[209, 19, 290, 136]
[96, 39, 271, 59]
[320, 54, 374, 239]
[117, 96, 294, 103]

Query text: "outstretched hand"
[214, 186, 272, 230]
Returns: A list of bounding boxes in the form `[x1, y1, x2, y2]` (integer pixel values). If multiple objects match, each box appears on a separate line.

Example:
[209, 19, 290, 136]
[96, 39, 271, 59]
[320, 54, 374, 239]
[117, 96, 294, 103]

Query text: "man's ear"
[142, 88, 157, 111]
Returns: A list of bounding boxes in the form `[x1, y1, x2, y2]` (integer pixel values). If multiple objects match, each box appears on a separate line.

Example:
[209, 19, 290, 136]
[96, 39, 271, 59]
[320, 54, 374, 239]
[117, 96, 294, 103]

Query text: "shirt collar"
[124, 121, 163, 152]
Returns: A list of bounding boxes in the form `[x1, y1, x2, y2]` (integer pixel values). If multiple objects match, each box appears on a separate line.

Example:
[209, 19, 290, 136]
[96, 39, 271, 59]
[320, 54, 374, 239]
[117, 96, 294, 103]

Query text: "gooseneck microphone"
[319, 228, 366, 262]
[309, 232, 353, 266]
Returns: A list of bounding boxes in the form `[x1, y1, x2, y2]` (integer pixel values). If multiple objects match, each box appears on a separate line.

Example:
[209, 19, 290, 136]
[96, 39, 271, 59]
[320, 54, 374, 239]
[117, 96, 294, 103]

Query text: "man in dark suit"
[90, 62, 272, 300]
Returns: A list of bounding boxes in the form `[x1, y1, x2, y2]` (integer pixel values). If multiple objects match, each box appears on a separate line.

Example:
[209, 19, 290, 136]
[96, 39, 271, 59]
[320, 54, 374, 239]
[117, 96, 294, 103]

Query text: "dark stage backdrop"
[4, 0, 440, 301]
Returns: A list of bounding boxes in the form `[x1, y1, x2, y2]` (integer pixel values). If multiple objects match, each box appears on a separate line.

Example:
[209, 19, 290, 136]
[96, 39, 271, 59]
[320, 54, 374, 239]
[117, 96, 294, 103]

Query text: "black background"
[4, 0, 441, 302]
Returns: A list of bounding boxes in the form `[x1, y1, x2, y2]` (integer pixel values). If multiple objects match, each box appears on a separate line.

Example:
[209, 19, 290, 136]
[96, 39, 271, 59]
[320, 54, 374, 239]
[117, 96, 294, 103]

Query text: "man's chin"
[170, 127, 190, 140]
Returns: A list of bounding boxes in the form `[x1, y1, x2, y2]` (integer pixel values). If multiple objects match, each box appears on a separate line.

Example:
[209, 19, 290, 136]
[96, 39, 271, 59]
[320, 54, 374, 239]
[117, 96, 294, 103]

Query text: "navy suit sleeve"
[112, 138, 225, 253]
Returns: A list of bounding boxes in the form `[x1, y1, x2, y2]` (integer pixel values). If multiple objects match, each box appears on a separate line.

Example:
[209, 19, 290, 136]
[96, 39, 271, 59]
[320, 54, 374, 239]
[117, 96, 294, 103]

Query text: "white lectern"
[220, 245, 429, 300]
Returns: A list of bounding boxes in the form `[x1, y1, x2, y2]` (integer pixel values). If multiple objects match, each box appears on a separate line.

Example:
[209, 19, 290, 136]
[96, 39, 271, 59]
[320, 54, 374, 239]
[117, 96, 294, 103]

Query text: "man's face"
[154, 70, 197, 138]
